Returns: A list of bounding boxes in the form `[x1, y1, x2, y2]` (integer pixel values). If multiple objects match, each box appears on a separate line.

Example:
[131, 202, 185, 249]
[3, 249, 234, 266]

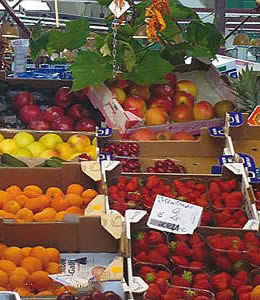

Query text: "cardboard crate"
[89, 59, 237, 133]
[99, 128, 231, 175]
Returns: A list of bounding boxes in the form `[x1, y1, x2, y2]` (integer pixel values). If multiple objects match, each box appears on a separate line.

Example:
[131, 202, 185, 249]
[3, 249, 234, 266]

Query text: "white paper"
[147, 195, 203, 235]
[109, 0, 130, 18]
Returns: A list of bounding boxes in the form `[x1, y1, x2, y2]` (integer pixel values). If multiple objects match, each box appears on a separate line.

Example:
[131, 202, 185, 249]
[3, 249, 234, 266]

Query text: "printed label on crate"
[211, 165, 222, 174]
[129, 276, 149, 293]
[99, 153, 115, 161]
[248, 169, 260, 183]
[247, 105, 260, 126]
[109, 0, 130, 18]
[97, 128, 113, 137]
[125, 209, 147, 223]
[219, 155, 234, 166]
[227, 112, 244, 127]
[147, 195, 203, 235]
[224, 163, 245, 175]
[238, 153, 257, 170]
[208, 127, 225, 138]
[243, 219, 260, 230]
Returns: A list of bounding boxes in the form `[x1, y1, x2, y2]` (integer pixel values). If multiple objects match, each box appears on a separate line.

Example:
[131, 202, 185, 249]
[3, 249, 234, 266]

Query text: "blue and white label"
[208, 127, 225, 138]
[238, 153, 256, 171]
[97, 128, 113, 137]
[227, 112, 244, 127]
[248, 169, 260, 183]
[219, 155, 234, 166]
[211, 165, 222, 174]
[99, 152, 114, 161]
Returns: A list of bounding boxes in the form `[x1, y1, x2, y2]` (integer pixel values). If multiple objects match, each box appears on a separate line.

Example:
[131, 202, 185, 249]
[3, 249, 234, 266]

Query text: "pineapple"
[230, 66, 260, 112]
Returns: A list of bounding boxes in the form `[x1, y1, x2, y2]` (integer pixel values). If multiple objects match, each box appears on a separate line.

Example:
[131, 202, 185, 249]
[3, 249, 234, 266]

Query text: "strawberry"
[145, 272, 156, 283]
[156, 270, 170, 281]
[194, 273, 211, 283]
[108, 185, 118, 194]
[146, 176, 161, 189]
[190, 261, 204, 270]
[139, 266, 155, 277]
[171, 256, 189, 267]
[192, 247, 205, 262]
[194, 297, 211, 300]
[157, 243, 169, 257]
[216, 289, 234, 300]
[231, 271, 248, 288]
[175, 235, 189, 242]
[166, 287, 184, 298]
[154, 277, 169, 293]
[218, 180, 233, 193]
[214, 255, 232, 271]
[207, 234, 226, 250]
[193, 279, 212, 291]
[145, 283, 162, 300]
[252, 273, 260, 286]
[244, 232, 260, 249]
[135, 251, 148, 262]
[112, 201, 128, 215]
[117, 182, 126, 190]
[148, 250, 168, 265]
[186, 180, 196, 189]
[227, 248, 243, 263]
[247, 251, 260, 266]
[237, 285, 253, 295]
[225, 194, 242, 208]
[134, 232, 149, 253]
[173, 180, 184, 192]
[212, 272, 232, 291]
[170, 241, 192, 257]
[161, 295, 173, 300]
[227, 179, 237, 190]
[117, 176, 128, 185]
[209, 181, 221, 193]
[201, 210, 212, 226]
[239, 292, 252, 300]
[189, 233, 203, 246]
[148, 231, 165, 245]
[125, 177, 140, 192]
[172, 271, 193, 288]
[195, 184, 207, 194]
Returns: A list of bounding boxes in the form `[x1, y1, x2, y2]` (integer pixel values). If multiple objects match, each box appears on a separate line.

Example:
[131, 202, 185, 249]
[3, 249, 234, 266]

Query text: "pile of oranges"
[0, 184, 98, 222]
[0, 244, 72, 296]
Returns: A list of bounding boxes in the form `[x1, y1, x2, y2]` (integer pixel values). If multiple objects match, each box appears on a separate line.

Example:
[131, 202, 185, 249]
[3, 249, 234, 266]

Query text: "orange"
[4, 212, 17, 219]
[0, 244, 7, 258]
[15, 287, 34, 296]
[3, 247, 23, 266]
[65, 194, 83, 207]
[66, 206, 83, 215]
[0, 260, 16, 275]
[30, 246, 49, 267]
[21, 247, 32, 257]
[37, 195, 51, 209]
[16, 208, 34, 222]
[24, 197, 44, 213]
[46, 187, 64, 198]
[23, 185, 43, 198]
[46, 248, 60, 263]
[36, 291, 53, 296]
[67, 184, 84, 195]
[0, 190, 12, 207]
[21, 256, 42, 274]
[34, 208, 56, 222]
[11, 267, 30, 278]
[82, 189, 98, 205]
[45, 262, 60, 274]
[14, 194, 29, 208]
[0, 210, 6, 218]
[30, 270, 52, 290]
[55, 286, 75, 296]
[55, 211, 67, 221]
[9, 273, 28, 289]
[3, 200, 21, 214]
[6, 185, 22, 198]
[0, 287, 6, 291]
[0, 270, 8, 288]
[51, 195, 69, 212]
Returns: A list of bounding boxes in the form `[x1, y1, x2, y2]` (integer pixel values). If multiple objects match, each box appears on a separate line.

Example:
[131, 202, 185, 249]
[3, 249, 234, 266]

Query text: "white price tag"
[147, 195, 203, 235]
[109, 0, 130, 18]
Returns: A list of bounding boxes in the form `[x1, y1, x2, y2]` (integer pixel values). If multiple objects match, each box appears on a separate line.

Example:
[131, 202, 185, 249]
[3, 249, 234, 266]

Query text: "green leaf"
[96, 0, 111, 6]
[31, 22, 43, 40]
[124, 44, 136, 72]
[69, 51, 113, 91]
[160, 15, 181, 40]
[118, 24, 135, 41]
[169, 0, 199, 20]
[160, 43, 188, 65]
[30, 31, 50, 61]
[48, 17, 90, 52]
[122, 51, 172, 85]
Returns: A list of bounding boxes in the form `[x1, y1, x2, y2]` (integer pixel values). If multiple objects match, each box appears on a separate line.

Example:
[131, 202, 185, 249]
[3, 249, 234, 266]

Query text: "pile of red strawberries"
[214, 208, 248, 228]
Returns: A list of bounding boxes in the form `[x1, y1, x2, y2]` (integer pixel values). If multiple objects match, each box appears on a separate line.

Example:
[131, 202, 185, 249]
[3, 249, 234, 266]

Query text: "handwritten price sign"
[147, 195, 203, 235]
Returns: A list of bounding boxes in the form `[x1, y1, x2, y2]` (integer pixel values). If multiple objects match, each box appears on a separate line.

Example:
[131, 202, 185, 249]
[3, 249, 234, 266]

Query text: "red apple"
[42, 106, 64, 123]
[74, 118, 96, 131]
[55, 87, 73, 108]
[145, 107, 169, 126]
[128, 128, 157, 141]
[68, 104, 90, 121]
[129, 85, 151, 102]
[123, 96, 146, 118]
[193, 100, 215, 120]
[171, 132, 196, 140]
[175, 80, 198, 98]
[28, 120, 51, 130]
[19, 105, 42, 124]
[164, 72, 177, 87]
[51, 116, 74, 131]
[114, 79, 130, 89]
[170, 104, 194, 123]
[73, 87, 89, 102]
[151, 84, 174, 98]
[173, 92, 195, 109]
[12, 91, 34, 110]
[150, 96, 173, 113]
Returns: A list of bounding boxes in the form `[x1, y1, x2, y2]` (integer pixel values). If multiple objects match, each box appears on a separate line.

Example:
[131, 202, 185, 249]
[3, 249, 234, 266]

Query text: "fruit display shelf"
[126, 217, 260, 300]
[99, 128, 226, 175]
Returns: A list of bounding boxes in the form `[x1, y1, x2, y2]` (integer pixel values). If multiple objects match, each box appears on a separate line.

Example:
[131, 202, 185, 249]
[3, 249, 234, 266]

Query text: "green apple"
[39, 133, 63, 150]
[26, 142, 46, 157]
[67, 134, 91, 153]
[13, 132, 35, 148]
[12, 148, 32, 158]
[0, 139, 18, 154]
